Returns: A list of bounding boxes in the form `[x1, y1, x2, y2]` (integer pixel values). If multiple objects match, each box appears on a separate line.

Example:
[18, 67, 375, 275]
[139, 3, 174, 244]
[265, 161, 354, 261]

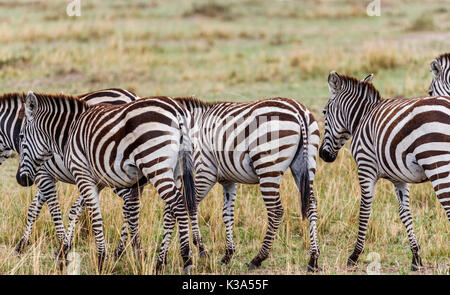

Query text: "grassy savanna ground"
[0, 0, 449, 274]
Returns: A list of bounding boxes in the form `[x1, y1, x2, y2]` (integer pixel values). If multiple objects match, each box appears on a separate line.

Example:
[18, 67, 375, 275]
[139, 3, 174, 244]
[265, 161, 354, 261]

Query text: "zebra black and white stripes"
[429, 52, 450, 96]
[156, 97, 321, 271]
[18, 93, 195, 273]
[0, 89, 140, 255]
[319, 72, 450, 271]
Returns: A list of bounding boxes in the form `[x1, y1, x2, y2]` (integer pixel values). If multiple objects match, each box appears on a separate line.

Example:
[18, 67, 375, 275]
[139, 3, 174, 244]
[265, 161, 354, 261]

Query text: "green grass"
[0, 0, 448, 274]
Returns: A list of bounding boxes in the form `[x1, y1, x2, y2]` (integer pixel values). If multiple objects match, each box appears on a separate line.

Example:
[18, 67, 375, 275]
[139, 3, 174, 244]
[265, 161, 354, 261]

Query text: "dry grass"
[0, 142, 448, 275]
[0, 0, 448, 275]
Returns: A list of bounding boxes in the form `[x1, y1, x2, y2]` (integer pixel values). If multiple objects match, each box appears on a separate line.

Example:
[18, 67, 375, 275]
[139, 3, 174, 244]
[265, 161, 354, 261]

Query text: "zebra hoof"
[307, 257, 320, 272]
[113, 250, 124, 261]
[411, 254, 423, 272]
[184, 264, 194, 275]
[154, 260, 165, 275]
[346, 257, 358, 268]
[56, 257, 67, 271]
[220, 255, 231, 265]
[199, 250, 209, 259]
[411, 264, 424, 272]
[246, 262, 259, 270]
[15, 238, 30, 255]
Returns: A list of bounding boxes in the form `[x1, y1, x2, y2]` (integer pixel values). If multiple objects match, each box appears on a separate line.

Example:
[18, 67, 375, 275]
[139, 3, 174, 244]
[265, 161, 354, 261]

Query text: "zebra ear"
[328, 71, 342, 94]
[25, 91, 37, 119]
[430, 60, 441, 77]
[361, 74, 374, 83]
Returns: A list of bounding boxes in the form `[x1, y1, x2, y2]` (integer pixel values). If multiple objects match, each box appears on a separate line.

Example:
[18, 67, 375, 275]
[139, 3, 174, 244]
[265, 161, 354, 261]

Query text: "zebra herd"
[0, 53, 448, 274]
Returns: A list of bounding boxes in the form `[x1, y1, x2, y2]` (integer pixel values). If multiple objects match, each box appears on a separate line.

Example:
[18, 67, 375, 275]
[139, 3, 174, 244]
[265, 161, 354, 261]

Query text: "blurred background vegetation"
[0, 0, 448, 274]
[0, 0, 449, 111]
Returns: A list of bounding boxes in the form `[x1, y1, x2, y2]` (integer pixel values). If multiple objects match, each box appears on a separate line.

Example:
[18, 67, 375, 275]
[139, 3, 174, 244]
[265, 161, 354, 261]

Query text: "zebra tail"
[290, 117, 310, 220]
[178, 113, 196, 216]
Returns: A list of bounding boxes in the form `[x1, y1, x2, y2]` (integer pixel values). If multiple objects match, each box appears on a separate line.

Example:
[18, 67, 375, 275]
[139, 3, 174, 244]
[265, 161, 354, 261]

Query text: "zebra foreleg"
[393, 181, 423, 271]
[16, 175, 66, 254]
[82, 186, 107, 273]
[55, 195, 84, 269]
[15, 192, 46, 254]
[347, 176, 376, 268]
[220, 181, 237, 265]
[248, 177, 283, 269]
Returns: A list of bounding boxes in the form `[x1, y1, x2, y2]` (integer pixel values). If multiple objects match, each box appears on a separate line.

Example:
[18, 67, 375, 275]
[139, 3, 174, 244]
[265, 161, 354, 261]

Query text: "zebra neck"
[40, 97, 88, 156]
[0, 93, 24, 152]
[347, 99, 380, 135]
[177, 97, 212, 122]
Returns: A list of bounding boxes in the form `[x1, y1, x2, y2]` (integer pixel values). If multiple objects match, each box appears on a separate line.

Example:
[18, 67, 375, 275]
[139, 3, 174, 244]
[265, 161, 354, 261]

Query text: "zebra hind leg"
[113, 187, 144, 261]
[220, 181, 237, 265]
[429, 175, 450, 221]
[247, 176, 284, 270]
[191, 211, 208, 258]
[290, 164, 320, 272]
[155, 205, 176, 274]
[393, 181, 423, 271]
[188, 170, 216, 259]
[149, 168, 193, 274]
[305, 195, 320, 272]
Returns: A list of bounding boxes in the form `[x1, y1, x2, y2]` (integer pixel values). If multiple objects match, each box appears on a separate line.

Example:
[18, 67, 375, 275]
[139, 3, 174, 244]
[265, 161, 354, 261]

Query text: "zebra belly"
[91, 161, 143, 189]
[378, 153, 427, 183]
[216, 151, 259, 184]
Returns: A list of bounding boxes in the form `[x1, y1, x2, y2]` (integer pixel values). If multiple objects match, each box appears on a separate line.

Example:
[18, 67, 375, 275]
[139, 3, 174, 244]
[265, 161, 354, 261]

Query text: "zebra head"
[319, 72, 375, 163]
[429, 53, 450, 96]
[17, 91, 53, 187]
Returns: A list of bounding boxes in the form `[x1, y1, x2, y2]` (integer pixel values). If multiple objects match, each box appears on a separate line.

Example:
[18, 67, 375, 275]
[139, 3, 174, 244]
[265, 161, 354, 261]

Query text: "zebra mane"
[0, 92, 26, 102]
[175, 96, 217, 107]
[29, 92, 88, 106]
[339, 74, 381, 101]
[436, 52, 450, 63]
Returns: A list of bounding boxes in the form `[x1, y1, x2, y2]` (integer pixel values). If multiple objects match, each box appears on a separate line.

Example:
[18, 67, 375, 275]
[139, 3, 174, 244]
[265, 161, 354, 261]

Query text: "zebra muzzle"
[319, 146, 337, 163]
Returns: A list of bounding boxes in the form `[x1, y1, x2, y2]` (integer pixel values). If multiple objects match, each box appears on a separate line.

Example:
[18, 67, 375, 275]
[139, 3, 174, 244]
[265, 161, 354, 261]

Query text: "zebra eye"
[322, 109, 326, 115]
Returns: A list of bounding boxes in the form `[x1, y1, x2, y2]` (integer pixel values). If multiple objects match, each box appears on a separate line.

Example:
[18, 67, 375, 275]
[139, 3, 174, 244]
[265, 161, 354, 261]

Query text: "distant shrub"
[183, 2, 233, 20]
[407, 14, 436, 31]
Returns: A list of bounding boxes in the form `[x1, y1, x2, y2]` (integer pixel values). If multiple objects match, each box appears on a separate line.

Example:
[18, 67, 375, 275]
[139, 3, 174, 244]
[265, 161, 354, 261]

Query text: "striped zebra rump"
[168, 96, 320, 271]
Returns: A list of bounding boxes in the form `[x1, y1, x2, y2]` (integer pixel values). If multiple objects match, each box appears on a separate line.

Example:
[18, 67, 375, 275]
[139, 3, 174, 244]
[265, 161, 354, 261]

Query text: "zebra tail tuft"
[178, 113, 196, 216]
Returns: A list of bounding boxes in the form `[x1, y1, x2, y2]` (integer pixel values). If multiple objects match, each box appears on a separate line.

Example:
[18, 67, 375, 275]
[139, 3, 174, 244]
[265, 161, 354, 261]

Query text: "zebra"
[429, 52, 450, 96]
[319, 71, 450, 271]
[155, 97, 320, 272]
[18, 92, 196, 273]
[0, 88, 142, 257]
